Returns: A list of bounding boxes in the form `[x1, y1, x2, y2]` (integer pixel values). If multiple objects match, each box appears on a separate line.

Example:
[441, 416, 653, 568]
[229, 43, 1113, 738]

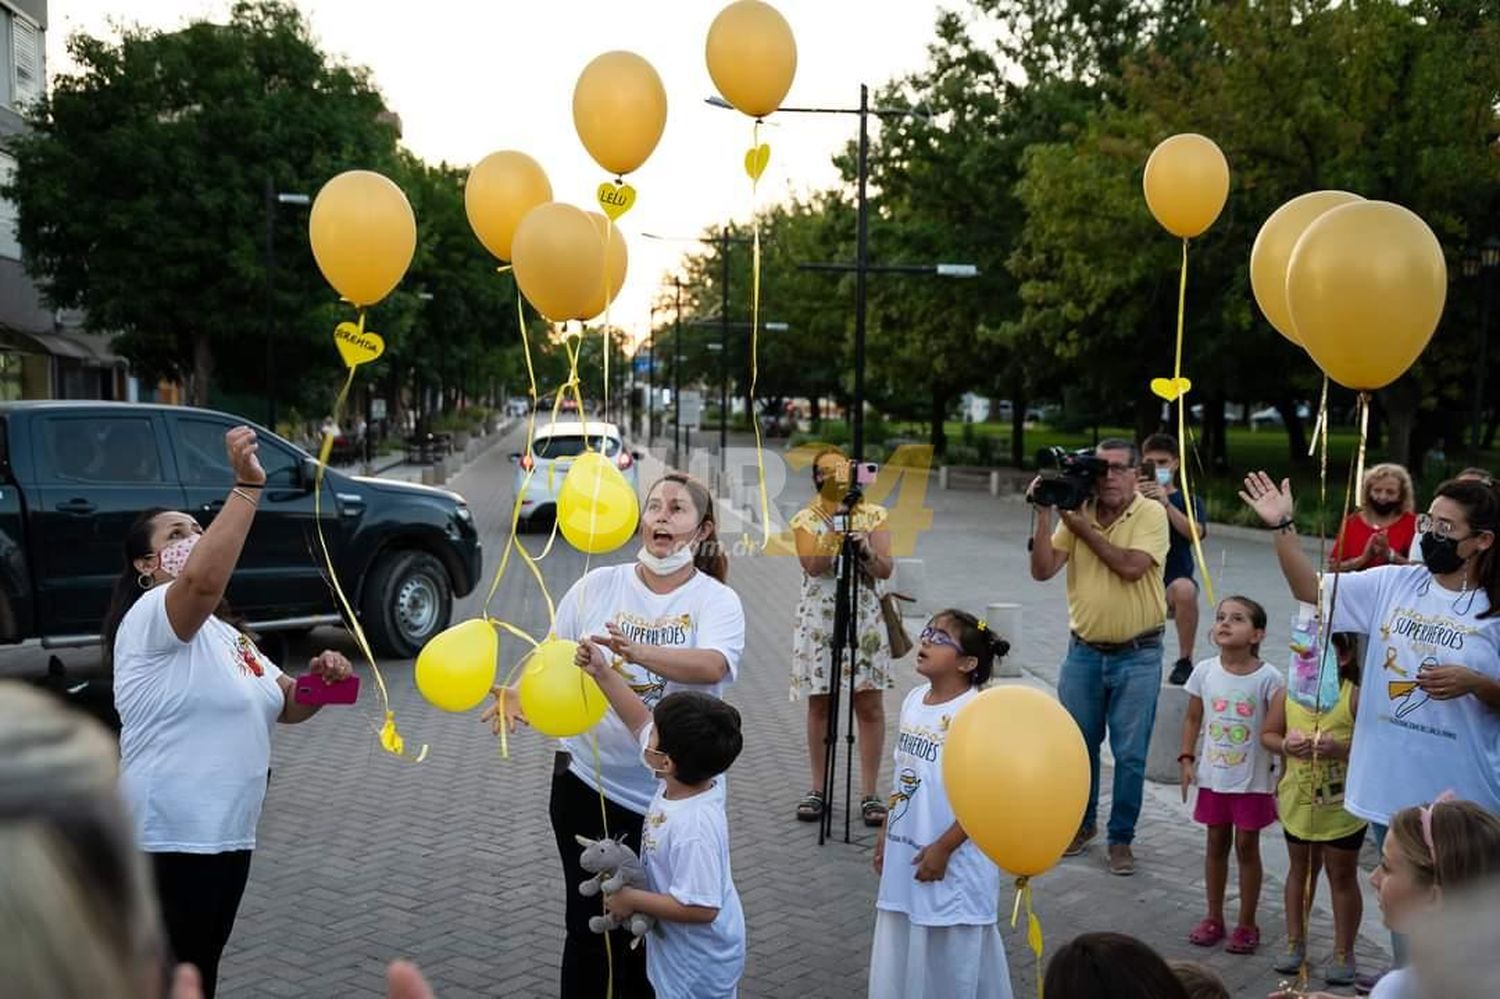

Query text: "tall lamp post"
[1465, 236, 1500, 461]
[264, 182, 311, 431]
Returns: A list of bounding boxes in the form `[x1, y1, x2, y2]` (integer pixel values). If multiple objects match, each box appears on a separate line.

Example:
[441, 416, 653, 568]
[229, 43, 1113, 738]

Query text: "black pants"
[151, 850, 253, 999]
[549, 757, 654, 999]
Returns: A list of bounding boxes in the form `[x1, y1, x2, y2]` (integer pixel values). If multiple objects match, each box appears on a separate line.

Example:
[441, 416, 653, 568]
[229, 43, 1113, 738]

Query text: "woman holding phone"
[104, 426, 354, 999]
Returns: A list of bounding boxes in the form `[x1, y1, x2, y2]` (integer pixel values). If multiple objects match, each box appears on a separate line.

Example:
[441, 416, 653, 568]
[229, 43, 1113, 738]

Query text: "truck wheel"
[362, 550, 452, 659]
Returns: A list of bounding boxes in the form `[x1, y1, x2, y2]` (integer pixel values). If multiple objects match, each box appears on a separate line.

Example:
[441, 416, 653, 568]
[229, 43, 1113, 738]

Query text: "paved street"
[2, 422, 1390, 997]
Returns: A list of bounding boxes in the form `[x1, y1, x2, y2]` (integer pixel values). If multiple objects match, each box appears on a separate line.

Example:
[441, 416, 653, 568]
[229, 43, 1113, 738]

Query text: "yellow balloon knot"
[379, 711, 429, 762]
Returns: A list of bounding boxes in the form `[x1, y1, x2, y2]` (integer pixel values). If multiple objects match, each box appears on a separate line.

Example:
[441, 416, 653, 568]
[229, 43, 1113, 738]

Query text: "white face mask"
[1155, 467, 1174, 487]
[637, 543, 695, 576]
[638, 722, 668, 778]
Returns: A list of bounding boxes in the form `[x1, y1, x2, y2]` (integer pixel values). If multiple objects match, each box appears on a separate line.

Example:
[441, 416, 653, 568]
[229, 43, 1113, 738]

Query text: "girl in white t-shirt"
[869, 609, 1014, 999]
[1178, 595, 1285, 957]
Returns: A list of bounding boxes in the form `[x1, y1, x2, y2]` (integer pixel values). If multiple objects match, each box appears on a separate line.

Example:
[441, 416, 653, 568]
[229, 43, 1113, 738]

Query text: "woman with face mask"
[1242, 472, 1500, 986]
[100, 426, 353, 999]
[1329, 464, 1419, 572]
[485, 472, 745, 999]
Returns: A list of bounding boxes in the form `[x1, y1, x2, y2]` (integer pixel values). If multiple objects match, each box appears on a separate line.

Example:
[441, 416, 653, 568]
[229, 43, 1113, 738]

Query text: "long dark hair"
[100, 509, 168, 673]
[646, 473, 728, 583]
[1044, 932, 1190, 999]
[1433, 478, 1500, 619]
[931, 608, 1010, 686]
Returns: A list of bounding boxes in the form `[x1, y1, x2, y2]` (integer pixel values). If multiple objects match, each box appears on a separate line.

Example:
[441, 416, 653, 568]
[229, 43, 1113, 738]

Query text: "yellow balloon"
[557, 451, 640, 555]
[1250, 191, 1364, 345]
[582, 213, 629, 320]
[511, 203, 606, 323]
[517, 638, 609, 737]
[706, 0, 798, 119]
[465, 151, 552, 262]
[414, 619, 497, 713]
[1142, 133, 1230, 239]
[308, 170, 416, 307]
[943, 686, 1089, 877]
[1286, 201, 1447, 391]
[572, 52, 668, 177]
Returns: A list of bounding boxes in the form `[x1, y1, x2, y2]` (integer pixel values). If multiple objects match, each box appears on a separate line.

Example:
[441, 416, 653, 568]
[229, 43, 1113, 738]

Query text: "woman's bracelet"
[1177, 753, 1196, 763]
[230, 487, 261, 506]
[1273, 518, 1295, 533]
[236, 482, 264, 490]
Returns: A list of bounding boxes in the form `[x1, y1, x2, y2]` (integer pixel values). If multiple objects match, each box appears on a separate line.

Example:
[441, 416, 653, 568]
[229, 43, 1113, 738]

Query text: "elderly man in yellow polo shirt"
[1030, 438, 1169, 877]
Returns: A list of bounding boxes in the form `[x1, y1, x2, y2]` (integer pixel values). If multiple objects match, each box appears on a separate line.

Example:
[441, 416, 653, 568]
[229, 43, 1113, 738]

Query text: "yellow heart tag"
[744, 143, 771, 181]
[596, 181, 636, 221]
[1149, 376, 1193, 401]
[333, 322, 385, 368]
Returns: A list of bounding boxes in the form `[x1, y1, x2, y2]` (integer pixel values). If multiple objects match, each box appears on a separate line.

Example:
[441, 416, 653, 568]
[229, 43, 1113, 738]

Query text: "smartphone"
[854, 461, 878, 486]
[1141, 459, 1157, 480]
[294, 672, 360, 706]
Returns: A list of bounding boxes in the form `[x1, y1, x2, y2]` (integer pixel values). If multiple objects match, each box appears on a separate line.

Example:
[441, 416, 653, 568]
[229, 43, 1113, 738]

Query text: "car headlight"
[455, 505, 473, 525]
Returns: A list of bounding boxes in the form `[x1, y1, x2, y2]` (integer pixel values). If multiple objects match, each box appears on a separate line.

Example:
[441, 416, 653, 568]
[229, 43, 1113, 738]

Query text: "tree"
[5, 0, 400, 406]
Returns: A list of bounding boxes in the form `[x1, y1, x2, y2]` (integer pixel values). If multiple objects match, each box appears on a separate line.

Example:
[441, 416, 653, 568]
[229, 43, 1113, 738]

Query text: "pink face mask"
[156, 534, 200, 578]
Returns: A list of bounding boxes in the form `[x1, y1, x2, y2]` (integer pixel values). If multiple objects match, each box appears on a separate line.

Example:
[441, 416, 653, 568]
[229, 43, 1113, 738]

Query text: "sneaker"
[1354, 969, 1386, 995]
[1169, 657, 1193, 685]
[1326, 952, 1357, 987]
[1108, 843, 1136, 876]
[1273, 940, 1307, 975]
[1063, 825, 1097, 858]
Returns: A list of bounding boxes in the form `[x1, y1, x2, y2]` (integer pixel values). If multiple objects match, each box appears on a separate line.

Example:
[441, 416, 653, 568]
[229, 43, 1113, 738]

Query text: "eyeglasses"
[919, 626, 963, 652]
[1104, 463, 1137, 477]
[1417, 514, 1472, 540]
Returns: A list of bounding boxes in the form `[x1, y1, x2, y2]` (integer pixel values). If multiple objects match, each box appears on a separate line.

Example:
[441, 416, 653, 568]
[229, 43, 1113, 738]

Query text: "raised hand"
[225, 426, 266, 487]
[1239, 471, 1294, 527]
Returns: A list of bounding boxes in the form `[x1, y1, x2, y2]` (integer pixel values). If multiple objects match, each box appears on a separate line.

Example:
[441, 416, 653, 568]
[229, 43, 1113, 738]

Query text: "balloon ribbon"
[1009, 877, 1044, 999]
[747, 120, 772, 545]
[1172, 238, 1214, 606]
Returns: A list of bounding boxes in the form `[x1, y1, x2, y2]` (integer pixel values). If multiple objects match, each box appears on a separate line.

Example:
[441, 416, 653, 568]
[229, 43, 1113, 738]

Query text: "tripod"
[819, 497, 866, 846]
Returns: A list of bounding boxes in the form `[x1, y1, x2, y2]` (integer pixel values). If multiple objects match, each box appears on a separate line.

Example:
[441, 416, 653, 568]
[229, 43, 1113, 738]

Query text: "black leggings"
[151, 850, 253, 999]
[549, 757, 654, 999]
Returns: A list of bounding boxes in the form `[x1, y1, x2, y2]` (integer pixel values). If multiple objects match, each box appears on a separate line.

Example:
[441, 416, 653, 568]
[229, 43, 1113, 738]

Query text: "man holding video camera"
[1029, 439, 1169, 876]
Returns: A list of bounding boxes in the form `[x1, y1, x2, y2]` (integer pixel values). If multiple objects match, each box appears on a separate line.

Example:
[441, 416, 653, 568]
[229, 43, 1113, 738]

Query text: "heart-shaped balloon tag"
[1149, 376, 1193, 401]
[744, 144, 771, 181]
[596, 182, 636, 221]
[334, 322, 385, 368]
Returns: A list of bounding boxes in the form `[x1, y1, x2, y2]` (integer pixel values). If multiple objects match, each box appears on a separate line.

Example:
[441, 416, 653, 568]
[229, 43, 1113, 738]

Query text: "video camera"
[1029, 446, 1108, 510]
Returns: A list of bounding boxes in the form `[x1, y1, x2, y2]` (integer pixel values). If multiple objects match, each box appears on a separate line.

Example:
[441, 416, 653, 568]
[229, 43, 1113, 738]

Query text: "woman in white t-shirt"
[486, 472, 745, 999]
[102, 426, 354, 999]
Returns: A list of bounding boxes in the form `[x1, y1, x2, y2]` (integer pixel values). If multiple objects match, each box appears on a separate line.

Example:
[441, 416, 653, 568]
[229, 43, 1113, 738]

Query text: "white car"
[511, 421, 640, 530]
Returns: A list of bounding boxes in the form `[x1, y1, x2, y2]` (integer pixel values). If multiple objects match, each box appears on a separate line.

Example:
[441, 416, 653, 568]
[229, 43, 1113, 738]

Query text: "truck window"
[177, 418, 300, 486]
[38, 416, 164, 484]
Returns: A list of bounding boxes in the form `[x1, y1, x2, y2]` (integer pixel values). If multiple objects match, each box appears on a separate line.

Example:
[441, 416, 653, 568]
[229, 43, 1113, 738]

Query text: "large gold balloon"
[943, 686, 1089, 877]
[572, 52, 668, 177]
[464, 151, 552, 262]
[414, 619, 497, 713]
[582, 213, 629, 320]
[510, 203, 606, 323]
[1142, 134, 1230, 239]
[517, 638, 609, 737]
[1250, 191, 1364, 345]
[1286, 201, 1447, 391]
[706, 0, 798, 119]
[557, 451, 639, 554]
[308, 170, 416, 307]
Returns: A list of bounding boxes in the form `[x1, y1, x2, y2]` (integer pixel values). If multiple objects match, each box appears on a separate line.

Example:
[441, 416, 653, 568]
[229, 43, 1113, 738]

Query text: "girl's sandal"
[796, 791, 825, 822]
[860, 796, 888, 828]
[1226, 925, 1260, 955]
[1187, 917, 1226, 947]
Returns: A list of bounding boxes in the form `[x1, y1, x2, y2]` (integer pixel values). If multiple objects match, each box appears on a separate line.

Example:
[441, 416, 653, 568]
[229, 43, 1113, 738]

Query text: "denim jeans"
[1369, 822, 1408, 967]
[1057, 636, 1164, 846]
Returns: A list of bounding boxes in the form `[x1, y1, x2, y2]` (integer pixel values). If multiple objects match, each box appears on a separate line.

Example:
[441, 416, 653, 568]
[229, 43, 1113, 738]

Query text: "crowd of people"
[2, 423, 1498, 999]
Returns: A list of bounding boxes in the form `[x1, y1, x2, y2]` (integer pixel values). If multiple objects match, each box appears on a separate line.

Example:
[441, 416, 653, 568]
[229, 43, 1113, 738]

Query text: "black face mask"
[1367, 499, 1400, 517]
[1419, 532, 1467, 576]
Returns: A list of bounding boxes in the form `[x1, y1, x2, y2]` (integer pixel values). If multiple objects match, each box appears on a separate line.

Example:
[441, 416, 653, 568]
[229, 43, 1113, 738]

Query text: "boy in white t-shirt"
[579, 641, 746, 999]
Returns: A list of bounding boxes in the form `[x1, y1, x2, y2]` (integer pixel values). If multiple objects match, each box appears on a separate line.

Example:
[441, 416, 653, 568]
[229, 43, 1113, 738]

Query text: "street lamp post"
[1466, 236, 1500, 461]
[264, 182, 311, 431]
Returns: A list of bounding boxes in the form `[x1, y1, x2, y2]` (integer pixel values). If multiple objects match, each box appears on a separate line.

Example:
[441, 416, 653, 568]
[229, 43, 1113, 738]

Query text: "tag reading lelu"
[334, 322, 385, 368]
[596, 181, 636, 221]
[1149, 375, 1193, 402]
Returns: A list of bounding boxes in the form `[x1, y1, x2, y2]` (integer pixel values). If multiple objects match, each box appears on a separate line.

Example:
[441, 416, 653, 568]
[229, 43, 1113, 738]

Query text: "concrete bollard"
[420, 467, 437, 487]
[893, 558, 926, 614]
[985, 602, 1023, 678]
[989, 470, 1001, 496]
[939, 466, 950, 490]
[1146, 683, 1191, 785]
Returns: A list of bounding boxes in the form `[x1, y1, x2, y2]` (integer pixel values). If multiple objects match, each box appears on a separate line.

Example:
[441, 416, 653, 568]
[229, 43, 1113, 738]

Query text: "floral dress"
[789, 502, 895, 699]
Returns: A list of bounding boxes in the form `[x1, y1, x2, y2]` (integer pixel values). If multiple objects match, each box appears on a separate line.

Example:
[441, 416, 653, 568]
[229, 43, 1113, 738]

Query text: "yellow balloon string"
[1008, 877, 1044, 999]
[316, 309, 426, 761]
[1353, 393, 1370, 505]
[1172, 238, 1215, 606]
[747, 119, 772, 546]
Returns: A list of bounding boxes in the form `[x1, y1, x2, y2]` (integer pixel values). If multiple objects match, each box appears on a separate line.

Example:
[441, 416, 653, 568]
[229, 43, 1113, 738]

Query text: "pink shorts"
[1193, 788, 1278, 831]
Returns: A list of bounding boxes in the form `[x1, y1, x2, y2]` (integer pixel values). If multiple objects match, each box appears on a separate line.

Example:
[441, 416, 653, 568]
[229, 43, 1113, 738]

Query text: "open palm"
[1239, 471, 1295, 527]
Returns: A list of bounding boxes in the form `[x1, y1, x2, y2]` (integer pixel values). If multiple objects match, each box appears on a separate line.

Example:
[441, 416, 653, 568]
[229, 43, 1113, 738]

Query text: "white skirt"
[868, 909, 1014, 999]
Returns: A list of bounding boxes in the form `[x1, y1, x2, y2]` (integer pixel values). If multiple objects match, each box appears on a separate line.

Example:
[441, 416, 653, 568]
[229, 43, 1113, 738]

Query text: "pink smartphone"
[294, 672, 360, 706]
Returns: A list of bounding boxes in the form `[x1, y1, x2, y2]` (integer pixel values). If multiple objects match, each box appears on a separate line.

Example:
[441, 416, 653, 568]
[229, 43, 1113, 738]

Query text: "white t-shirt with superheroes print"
[1323, 565, 1500, 824]
[555, 563, 745, 814]
[877, 683, 1000, 927]
[1184, 657, 1284, 794]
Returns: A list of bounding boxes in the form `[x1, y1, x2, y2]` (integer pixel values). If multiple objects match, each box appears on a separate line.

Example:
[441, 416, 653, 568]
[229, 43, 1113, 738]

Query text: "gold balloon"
[557, 451, 639, 554]
[943, 686, 1089, 877]
[510, 202, 606, 323]
[517, 638, 609, 738]
[706, 0, 798, 119]
[414, 619, 497, 713]
[1142, 134, 1230, 239]
[572, 52, 668, 177]
[1250, 191, 1364, 345]
[464, 151, 552, 262]
[308, 170, 416, 307]
[1286, 201, 1447, 391]
[582, 213, 629, 319]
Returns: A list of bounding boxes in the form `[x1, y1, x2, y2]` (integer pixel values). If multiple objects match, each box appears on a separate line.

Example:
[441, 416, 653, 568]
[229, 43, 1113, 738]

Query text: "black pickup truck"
[0, 402, 481, 659]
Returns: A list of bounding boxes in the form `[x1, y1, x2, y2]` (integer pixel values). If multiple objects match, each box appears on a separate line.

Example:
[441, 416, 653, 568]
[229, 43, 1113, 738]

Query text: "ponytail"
[100, 509, 168, 673]
[1433, 479, 1500, 619]
[647, 473, 728, 583]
